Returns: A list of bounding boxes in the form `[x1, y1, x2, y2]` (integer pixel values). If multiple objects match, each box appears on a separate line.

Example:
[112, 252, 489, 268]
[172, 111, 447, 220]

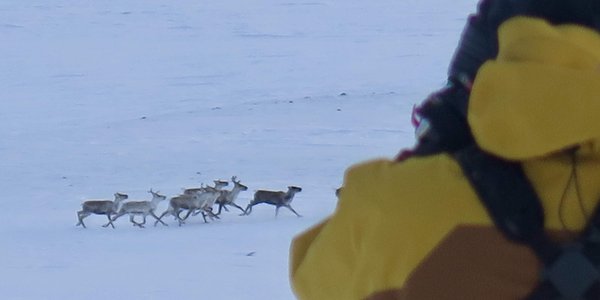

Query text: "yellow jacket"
[290, 17, 600, 300]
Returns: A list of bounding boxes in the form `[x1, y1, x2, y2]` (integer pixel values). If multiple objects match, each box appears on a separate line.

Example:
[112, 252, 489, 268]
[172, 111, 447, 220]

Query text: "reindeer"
[155, 186, 221, 226]
[183, 187, 223, 223]
[76, 192, 129, 228]
[108, 189, 167, 228]
[155, 194, 194, 226]
[215, 176, 248, 215]
[186, 179, 229, 216]
[182, 179, 229, 196]
[243, 186, 302, 217]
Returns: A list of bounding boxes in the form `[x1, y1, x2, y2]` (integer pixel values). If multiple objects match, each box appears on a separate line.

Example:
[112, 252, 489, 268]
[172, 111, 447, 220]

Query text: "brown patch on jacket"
[366, 226, 546, 300]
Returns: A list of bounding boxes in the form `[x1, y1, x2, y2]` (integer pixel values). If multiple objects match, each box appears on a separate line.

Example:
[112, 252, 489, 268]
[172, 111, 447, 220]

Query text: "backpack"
[412, 75, 600, 300]
[407, 1, 600, 298]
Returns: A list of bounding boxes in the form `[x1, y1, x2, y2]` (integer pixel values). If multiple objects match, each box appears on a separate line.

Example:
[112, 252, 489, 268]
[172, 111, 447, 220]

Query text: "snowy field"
[1, 1, 477, 299]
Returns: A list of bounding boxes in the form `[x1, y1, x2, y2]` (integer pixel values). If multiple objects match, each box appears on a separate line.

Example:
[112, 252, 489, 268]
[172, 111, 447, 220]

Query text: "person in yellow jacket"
[290, 0, 600, 299]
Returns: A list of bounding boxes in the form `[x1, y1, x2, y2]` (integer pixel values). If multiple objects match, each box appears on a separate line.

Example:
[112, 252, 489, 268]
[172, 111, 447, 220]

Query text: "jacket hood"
[468, 16, 600, 160]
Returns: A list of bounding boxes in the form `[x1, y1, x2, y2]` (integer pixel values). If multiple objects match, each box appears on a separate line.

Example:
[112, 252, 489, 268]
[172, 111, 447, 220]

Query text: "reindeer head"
[288, 186, 302, 193]
[114, 192, 129, 200]
[213, 179, 229, 189]
[148, 189, 166, 200]
[232, 176, 248, 191]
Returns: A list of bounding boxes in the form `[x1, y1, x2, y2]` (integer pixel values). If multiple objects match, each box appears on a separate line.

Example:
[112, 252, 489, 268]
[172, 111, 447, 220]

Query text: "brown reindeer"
[243, 186, 302, 217]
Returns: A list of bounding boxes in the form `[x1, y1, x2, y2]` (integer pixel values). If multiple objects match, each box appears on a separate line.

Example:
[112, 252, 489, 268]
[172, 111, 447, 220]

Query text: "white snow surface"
[1, 1, 478, 299]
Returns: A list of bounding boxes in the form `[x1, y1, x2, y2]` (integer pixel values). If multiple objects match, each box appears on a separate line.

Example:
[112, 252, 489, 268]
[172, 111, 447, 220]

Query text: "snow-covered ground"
[1, 1, 477, 299]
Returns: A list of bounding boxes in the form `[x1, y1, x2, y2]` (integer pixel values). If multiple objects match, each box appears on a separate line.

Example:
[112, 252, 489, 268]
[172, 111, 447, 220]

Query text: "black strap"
[454, 145, 545, 243]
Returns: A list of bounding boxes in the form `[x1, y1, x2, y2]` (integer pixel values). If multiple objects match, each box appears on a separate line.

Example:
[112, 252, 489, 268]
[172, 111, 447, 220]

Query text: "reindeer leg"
[102, 214, 116, 228]
[199, 208, 217, 223]
[170, 209, 186, 226]
[151, 211, 168, 226]
[231, 203, 246, 214]
[76, 211, 89, 228]
[216, 203, 224, 216]
[206, 210, 219, 222]
[176, 211, 186, 226]
[154, 210, 168, 227]
[75, 211, 82, 227]
[138, 215, 147, 228]
[242, 204, 252, 216]
[210, 210, 220, 220]
[176, 210, 186, 220]
[130, 215, 143, 228]
[106, 211, 125, 228]
[286, 205, 302, 217]
[275, 206, 281, 217]
[181, 209, 193, 221]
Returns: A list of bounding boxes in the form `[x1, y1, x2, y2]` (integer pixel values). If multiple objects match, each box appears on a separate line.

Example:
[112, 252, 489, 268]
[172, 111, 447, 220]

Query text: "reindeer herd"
[75, 176, 303, 228]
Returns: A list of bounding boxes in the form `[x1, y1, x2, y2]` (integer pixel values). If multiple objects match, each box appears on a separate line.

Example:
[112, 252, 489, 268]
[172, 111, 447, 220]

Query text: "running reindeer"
[155, 186, 221, 226]
[214, 176, 248, 215]
[108, 189, 167, 228]
[76, 192, 129, 228]
[186, 179, 229, 216]
[243, 186, 302, 217]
